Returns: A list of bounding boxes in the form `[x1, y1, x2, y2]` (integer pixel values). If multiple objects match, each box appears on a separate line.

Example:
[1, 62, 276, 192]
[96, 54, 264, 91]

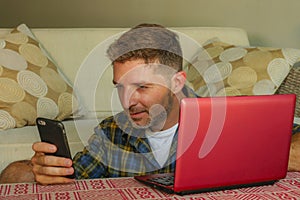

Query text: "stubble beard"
[128, 91, 174, 131]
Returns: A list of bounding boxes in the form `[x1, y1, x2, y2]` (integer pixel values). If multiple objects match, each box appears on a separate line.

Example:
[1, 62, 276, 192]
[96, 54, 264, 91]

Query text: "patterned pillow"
[186, 40, 300, 97]
[0, 24, 80, 130]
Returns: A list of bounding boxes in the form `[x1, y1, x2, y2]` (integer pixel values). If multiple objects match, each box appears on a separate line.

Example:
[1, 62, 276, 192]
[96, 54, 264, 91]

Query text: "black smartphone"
[36, 117, 75, 178]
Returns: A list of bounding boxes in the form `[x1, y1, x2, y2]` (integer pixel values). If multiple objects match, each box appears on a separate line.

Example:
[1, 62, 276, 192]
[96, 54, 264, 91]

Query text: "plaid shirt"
[293, 123, 300, 135]
[73, 86, 197, 179]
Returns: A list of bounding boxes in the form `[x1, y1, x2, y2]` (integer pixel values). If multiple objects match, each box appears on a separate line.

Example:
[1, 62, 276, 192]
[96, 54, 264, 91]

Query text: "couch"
[0, 25, 299, 173]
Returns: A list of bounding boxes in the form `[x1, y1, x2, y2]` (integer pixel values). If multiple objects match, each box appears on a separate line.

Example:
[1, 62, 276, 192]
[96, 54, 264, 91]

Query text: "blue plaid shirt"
[73, 86, 197, 179]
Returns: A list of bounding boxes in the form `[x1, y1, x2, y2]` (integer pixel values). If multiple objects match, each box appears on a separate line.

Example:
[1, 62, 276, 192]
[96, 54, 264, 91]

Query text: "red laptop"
[134, 94, 296, 195]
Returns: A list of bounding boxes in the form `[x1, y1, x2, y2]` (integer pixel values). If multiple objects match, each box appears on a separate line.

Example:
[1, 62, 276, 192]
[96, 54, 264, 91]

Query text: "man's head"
[107, 23, 186, 131]
[107, 23, 183, 72]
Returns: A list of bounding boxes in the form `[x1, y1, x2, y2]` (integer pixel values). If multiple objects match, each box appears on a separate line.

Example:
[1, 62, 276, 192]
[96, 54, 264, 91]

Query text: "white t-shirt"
[146, 124, 178, 167]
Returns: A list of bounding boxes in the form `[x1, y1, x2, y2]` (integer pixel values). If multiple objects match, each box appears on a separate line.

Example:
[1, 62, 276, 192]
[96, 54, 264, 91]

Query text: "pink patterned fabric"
[1, 172, 300, 199]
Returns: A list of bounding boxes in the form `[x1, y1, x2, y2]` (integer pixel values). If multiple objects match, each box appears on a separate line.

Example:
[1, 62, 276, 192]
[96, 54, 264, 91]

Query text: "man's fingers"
[32, 164, 74, 176]
[35, 174, 74, 185]
[32, 163, 75, 185]
[32, 142, 57, 153]
[32, 154, 73, 167]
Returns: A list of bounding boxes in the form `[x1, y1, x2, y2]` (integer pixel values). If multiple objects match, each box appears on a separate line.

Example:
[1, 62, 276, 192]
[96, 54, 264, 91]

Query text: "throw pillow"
[0, 24, 80, 130]
[186, 40, 300, 97]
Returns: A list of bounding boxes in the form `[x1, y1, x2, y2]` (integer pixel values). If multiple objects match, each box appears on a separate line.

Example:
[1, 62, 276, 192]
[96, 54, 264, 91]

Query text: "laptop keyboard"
[148, 175, 174, 186]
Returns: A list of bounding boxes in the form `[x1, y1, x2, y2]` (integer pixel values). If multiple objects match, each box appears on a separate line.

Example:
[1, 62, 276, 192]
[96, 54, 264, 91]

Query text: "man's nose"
[121, 87, 139, 109]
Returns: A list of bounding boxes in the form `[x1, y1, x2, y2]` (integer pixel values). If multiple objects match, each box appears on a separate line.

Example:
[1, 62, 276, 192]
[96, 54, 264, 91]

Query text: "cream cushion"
[14, 27, 250, 116]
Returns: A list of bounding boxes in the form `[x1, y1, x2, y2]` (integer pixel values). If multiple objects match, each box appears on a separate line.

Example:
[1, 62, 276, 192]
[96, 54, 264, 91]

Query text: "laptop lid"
[173, 94, 296, 193]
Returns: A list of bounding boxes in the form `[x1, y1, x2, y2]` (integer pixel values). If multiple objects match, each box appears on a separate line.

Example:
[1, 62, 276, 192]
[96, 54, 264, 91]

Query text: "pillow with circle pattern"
[0, 24, 81, 130]
[186, 39, 300, 97]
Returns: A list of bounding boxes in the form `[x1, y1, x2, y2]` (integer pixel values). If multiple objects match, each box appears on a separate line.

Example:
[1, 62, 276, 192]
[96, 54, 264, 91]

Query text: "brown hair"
[106, 23, 183, 71]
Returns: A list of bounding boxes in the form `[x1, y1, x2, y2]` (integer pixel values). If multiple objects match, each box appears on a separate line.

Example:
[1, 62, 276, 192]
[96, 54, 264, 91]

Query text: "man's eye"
[139, 85, 148, 89]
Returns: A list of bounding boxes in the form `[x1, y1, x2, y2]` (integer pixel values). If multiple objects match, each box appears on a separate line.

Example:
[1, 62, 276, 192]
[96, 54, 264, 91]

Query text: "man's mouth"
[129, 110, 147, 119]
[127, 107, 148, 120]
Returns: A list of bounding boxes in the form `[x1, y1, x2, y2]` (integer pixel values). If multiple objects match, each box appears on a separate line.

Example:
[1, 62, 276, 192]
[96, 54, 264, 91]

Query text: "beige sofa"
[0, 25, 298, 173]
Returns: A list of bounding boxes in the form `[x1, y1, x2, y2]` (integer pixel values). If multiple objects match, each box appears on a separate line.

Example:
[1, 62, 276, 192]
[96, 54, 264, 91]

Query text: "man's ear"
[171, 71, 186, 93]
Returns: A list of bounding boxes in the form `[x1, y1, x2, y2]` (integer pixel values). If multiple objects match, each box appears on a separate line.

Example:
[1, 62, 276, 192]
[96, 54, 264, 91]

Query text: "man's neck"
[153, 92, 181, 132]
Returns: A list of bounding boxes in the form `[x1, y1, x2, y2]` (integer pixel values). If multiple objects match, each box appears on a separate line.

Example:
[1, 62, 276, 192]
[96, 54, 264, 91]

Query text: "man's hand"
[288, 133, 300, 171]
[31, 142, 75, 185]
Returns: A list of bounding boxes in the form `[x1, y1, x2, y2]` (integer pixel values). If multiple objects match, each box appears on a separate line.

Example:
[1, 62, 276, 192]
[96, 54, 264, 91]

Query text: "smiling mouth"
[127, 107, 150, 123]
[130, 110, 147, 119]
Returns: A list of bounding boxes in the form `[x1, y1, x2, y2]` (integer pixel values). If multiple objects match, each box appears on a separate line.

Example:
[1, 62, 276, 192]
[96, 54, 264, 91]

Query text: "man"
[30, 23, 197, 185]
[1, 23, 300, 184]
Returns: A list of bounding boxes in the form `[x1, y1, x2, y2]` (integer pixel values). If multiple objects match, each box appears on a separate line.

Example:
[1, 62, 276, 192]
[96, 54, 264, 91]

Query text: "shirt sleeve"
[292, 123, 300, 135]
[72, 128, 109, 179]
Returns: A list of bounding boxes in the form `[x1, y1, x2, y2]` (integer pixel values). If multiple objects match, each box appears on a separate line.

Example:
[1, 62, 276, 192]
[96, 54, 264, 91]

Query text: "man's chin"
[130, 118, 151, 129]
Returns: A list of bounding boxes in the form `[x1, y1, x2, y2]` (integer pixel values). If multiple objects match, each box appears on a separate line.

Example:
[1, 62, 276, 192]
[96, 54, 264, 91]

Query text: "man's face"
[113, 59, 178, 131]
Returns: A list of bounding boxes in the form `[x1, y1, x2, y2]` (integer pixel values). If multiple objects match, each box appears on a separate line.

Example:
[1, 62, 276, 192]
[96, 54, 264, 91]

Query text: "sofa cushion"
[0, 24, 81, 130]
[186, 39, 300, 97]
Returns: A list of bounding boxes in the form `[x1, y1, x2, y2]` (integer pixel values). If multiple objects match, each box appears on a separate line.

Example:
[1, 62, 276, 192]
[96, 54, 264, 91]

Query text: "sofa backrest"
[0, 27, 249, 118]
